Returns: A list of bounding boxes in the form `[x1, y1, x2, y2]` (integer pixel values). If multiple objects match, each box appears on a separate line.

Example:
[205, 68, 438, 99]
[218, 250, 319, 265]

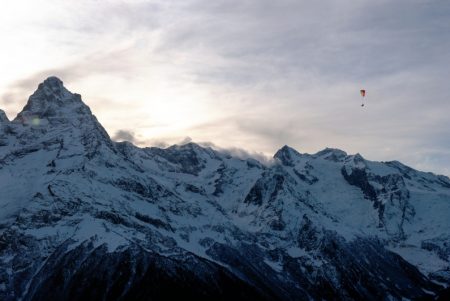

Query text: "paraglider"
[360, 89, 366, 107]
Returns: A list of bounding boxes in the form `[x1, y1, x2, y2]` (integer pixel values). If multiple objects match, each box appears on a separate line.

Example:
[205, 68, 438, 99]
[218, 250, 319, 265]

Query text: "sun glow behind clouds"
[1, 0, 225, 145]
[1, 0, 450, 175]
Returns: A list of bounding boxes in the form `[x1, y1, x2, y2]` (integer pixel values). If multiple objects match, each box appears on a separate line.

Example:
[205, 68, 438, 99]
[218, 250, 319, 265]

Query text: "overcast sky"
[1, 0, 449, 175]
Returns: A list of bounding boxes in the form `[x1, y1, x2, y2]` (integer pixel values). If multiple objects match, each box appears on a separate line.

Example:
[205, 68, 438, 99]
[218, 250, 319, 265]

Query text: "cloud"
[197, 140, 276, 166]
[2, 69, 75, 106]
[178, 136, 193, 145]
[125, 136, 195, 149]
[147, 140, 170, 149]
[112, 129, 137, 143]
[1, 0, 450, 175]
[1, 47, 140, 111]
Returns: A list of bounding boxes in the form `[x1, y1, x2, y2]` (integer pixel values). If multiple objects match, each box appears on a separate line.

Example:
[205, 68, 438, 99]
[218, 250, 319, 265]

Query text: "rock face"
[0, 77, 449, 300]
[0, 110, 8, 124]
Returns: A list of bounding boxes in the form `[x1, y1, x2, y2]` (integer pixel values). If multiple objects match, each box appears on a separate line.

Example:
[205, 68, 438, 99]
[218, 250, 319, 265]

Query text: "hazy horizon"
[1, 0, 449, 175]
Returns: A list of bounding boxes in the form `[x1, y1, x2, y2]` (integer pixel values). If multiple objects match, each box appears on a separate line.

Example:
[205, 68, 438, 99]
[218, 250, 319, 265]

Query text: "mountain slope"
[0, 77, 449, 300]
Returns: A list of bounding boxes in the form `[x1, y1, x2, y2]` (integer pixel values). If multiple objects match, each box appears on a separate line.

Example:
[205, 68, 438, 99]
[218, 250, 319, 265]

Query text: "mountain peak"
[314, 147, 347, 162]
[34, 76, 70, 102]
[39, 76, 64, 90]
[14, 76, 92, 123]
[274, 145, 303, 166]
[8, 77, 114, 157]
[353, 153, 365, 162]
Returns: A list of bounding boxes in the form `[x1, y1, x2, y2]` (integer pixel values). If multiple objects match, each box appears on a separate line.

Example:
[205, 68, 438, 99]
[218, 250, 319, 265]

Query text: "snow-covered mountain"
[1, 77, 449, 300]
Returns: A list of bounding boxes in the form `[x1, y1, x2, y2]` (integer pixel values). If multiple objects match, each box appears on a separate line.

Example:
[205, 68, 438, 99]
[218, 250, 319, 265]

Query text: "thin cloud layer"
[0, 0, 449, 175]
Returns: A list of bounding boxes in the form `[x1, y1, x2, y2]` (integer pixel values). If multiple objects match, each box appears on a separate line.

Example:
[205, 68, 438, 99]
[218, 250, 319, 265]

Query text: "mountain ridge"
[0, 77, 449, 300]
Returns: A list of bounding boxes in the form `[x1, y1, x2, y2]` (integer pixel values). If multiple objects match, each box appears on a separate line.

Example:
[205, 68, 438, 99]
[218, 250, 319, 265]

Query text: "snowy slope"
[0, 77, 449, 300]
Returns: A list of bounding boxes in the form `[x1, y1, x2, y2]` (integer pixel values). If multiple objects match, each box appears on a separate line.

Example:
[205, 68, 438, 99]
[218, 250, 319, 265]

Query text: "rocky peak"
[38, 76, 66, 96]
[5, 77, 115, 158]
[147, 142, 217, 175]
[345, 153, 366, 166]
[14, 76, 92, 123]
[314, 147, 347, 162]
[0, 109, 8, 123]
[273, 145, 303, 166]
[353, 153, 365, 162]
